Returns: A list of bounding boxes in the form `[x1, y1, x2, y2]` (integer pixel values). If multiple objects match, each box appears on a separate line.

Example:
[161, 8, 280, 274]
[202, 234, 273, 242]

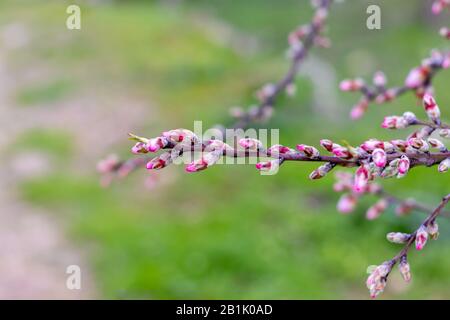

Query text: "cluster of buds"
[341, 50, 449, 120]
[432, 0, 450, 14]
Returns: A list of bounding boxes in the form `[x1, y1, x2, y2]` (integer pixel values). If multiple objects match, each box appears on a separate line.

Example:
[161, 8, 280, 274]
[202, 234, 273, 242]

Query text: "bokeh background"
[0, 0, 449, 299]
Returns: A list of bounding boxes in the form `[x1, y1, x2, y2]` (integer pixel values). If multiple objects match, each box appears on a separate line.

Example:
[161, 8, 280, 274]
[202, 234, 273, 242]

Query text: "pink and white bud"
[337, 193, 358, 214]
[415, 225, 428, 251]
[339, 78, 365, 92]
[397, 155, 410, 177]
[257, 83, 276, 101]
[255, 159, 279, 172]
[381, 116, 408, 129]
[399, 257, 411, 282]
[438, 158, 450, 173]
[432, 0, 450, 15]
[320, 139, 334, 152]
[97, 154, 119, 174]
[428, 138, 446, 151]
[423, 94, 441, 123]
[386, 232, 410, 244]
[381, 159, 399, 178]
[360, 139, 384, 153]
[402, 112, 417, 124]
[391, 139, 408, 152]
[408, 138, 429, 152]
[163, 129, 198, 144]
[439, 129, 450, 139]
[440, 27, 450, 40]
[375, 89, 396, 104]
[239, 138, 262, 150]
[373, 71, 387, 87]
[309, 162, 334, 180]
[146, 152, 173, 170]
[350, 98, 369, 120]
[354, 164, 370, 193]
[332, 146, 353, 159]
[405, 66, 430, 89]
[132, 142, 149, 154]
[267, 144, 293, 156]
[372, 148, 387, 168]
[427, 220, 439, 240]
[366, 263, 391, 299]
[147, 136, 169, 152]
[297, 144, 320, 158]
[366, 199, 388, 220]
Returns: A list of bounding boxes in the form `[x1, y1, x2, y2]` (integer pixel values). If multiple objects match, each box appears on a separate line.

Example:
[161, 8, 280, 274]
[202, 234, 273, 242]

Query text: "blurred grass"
[6, 0, 450, 299]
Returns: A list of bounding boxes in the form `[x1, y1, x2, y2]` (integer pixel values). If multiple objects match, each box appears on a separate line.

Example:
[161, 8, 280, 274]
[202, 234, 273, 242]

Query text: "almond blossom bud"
[415, 225, 428, 251]
[185, 149, 223, 173]
[267, 144, 293, 156]
[440, 27, 450, 40]
[366, 199, 388, 220]
[381, 116, 408, 129]
[339, 78, 365, 92]
[239, 138, 262, 151]
[320, 139, 334, 152]
[408, 138, 429, 152]
[386, 232, 410, 244]
[438, 158, 450, 173]
[296, 144, 320, 158]
[372, 148, 387, 168]
[432, 0, 450, 15]
[360, 139, 384, 153]
[163, 129, 198, 144]
[397, 155, 410, 177]
[309, 162, 334, 180]
[428, 138, 447, 152]
[405, 66, 430, 89]
[423, 94, 441, 124]
[354, 164, 370, 193]
[402, 112, 417, 124]
[439, 128, 450, 139]
[375, 89, 396, 104]
[381, 159, 399, 178]
[332, 146, 353, 159]
[427, 220, 439, 240]
[350, 98, 369, 120]
[255, 159, 279, 172]
[146, 152, 173, 170]
[147, 136, 169, 152]
[366, 262, 391, 299]
[399, 256, 411, 282]
[373, 71, 387, 87]
[391, 139, 408, 152]
[131, 142, 149, 154]
[337, 193, 357, 214]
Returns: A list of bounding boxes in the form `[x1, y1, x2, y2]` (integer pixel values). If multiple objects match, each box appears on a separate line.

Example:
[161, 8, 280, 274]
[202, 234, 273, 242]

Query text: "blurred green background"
[1, 0, 449, 299]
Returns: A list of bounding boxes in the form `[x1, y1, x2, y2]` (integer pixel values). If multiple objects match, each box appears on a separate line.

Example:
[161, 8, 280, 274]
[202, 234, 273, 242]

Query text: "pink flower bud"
[423, 94, 441, 123]
[372, 148, 387, 168]
[337, 193, 357, 214]
[391, 139, 408, 152]
[405, 66, 430, 89]
[415, 225, 428, 251]
[360, 139, 384, 153]
[320, 139, 334, 152]
[432, 0, 450, 15]
[163, 129, 198, 144]
[427, 220, 439, 240]
[397, 155, 410, 177]
[354, 164, 370, 193]
[439, 128, 450, 139]
[146, 152, 173, 170]
[399, 256, 411, 282]
[367, 263, 391, 299]
[350, 98, 369, 120]
[132, 142, 149, 154]
[375, 89, 396, 104]
[366, 199, 388, 220]
[239, 138, 262, 150]
[255, 159, 279, 172]
[97, 154, 119, 174]
[147, 137, 169, 152]
[438, 158, 450, 173]
[267, 144, 293, 155]
[296, 144, 320, 158]
[386, 232, 410, 244]
[381, 116, 408, 129]
[373, 71, 387, 87]
[339, 78, 364, 91]
[309, 162, 333, 180]
[408, 138, 429, 152]
[440, 27, 450, 39]
[428, 138, 446, 151]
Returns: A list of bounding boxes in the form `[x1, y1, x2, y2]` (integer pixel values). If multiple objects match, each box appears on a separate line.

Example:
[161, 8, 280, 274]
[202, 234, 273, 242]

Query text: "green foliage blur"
[5, 0, 450, 298]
